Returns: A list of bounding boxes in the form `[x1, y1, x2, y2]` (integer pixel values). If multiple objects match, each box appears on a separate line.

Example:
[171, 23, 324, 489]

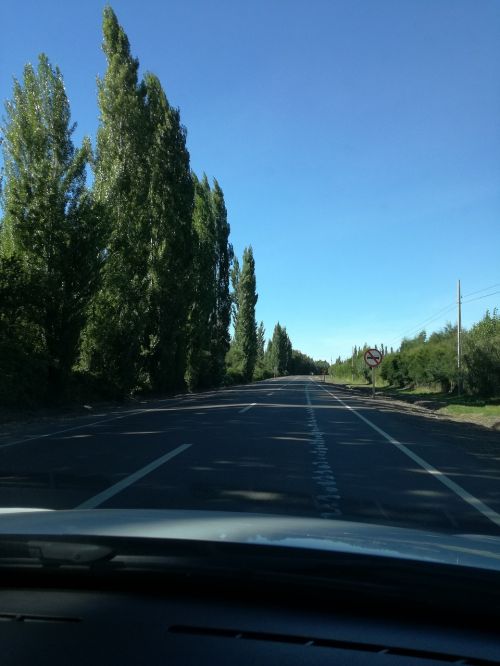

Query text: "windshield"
[0, 0, 499, 560]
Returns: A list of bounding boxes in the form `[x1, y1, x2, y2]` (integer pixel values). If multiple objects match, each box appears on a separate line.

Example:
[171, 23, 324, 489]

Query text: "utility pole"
[351, 347, 354, 382]
[457, 279, 462, 396]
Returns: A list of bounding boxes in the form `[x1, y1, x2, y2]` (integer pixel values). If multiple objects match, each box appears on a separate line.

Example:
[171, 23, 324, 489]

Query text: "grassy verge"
[322, 376, 500, 429]
[437, 403, 500, 429]
[324, 376, 388, 388]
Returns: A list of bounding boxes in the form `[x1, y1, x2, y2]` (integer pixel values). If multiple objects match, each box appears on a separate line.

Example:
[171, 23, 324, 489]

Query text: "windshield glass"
[0, 0, 499, 559]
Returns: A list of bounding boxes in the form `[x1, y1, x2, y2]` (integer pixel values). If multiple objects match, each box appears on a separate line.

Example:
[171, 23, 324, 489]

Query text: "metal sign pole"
[364, 348, 382, 398]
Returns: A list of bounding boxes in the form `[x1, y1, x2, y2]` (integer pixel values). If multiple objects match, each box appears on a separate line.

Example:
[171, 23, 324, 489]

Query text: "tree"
[81, 6, 150, 396]
[142, 73, 194, 392]
[289, 349, 319, 375]
[1, 54, 100, 398]
[257, 321, 266, 363]
[185, 174, 217, 390]
[252, 320, 269, 380]
[209, 179, 233, 385]
[266, 323, 291, 376]
[464, 309, 500, 396]
[230, 256, 240, 326]
[231, 246, 258, 381]
[0, 256, 47, 405]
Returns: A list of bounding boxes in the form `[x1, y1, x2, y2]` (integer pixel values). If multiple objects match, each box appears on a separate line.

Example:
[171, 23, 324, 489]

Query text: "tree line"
[330, 309, 500, 397]
[0, 7, 324, 408]
[0, 7, 247, 405]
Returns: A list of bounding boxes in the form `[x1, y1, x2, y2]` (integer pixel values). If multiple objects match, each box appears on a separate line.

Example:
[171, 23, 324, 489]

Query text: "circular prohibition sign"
[364, 348, 383, 368]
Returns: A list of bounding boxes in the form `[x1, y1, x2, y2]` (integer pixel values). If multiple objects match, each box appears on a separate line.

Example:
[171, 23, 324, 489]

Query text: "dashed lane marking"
[239, 403, 257, 414]
[306, 385, 341, 519]
[75, 443, 193, 509]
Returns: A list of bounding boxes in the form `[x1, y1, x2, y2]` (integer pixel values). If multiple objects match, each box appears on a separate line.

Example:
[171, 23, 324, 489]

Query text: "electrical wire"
[462, 282, 500, 299]
[386, 302, 456, 346]
[462, 289, 500, 305]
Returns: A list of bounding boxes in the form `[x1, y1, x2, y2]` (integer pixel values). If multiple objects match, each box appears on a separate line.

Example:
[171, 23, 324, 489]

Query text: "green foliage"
[339, 315, 499, 399]
[464, 309, 500, 396]
[1, 54, 101, 399]
[252, 321, 271, 380]
[209, 180, 233, 386]
[379, 327, 457, 392]
[229, 246, 258, 382]
[185, 174, 217, 390]
[0, 7, 237, 406]
[0, 256, 48, 405]
[265, 323, 292, 376]
[80, 6, 150, 396]
[331, 344, 370, 383]
[142, 73, 194, 393]
[289, 350, 327, 375]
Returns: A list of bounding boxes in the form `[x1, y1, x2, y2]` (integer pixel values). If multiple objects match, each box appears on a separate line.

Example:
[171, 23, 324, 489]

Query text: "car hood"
[0, 508, 498, 570]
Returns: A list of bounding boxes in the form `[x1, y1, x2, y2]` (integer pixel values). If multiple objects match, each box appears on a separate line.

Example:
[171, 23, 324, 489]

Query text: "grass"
[325, 375, 388, 388]
[322, 375, 500, 427]
[439, 403, 500, 417]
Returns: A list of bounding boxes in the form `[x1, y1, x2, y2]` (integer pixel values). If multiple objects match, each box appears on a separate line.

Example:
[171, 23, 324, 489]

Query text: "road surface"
[0, 376, 499, 535]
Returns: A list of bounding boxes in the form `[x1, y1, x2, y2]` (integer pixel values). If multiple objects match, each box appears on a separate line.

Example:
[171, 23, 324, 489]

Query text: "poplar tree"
[82, 6, 149, 395]
[142, 73, 194, 391]
[209, 179, 233, 385]
[232, 246, 258, 381]
[185, 174, 216, 389]
[257, 321, 266, 363]
[266, 323, 292, 376]
[230, 256, 240, 326]
[1, 54, 99, 397]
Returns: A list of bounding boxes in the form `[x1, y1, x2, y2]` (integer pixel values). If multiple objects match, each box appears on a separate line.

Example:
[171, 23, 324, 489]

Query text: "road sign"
[364, 348, 383, 368]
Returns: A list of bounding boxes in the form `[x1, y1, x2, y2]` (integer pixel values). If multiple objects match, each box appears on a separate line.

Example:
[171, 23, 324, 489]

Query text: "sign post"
[363, 348, 383, 397]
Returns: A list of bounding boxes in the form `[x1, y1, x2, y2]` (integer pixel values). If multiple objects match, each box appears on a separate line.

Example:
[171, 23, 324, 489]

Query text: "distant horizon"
[2, 0, 499, 360]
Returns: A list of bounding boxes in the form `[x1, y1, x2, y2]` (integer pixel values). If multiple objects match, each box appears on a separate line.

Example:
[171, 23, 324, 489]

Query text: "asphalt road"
[0, 376, 499, 535]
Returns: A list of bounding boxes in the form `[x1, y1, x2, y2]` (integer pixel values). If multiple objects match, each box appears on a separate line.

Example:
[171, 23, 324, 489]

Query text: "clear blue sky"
[2, 0, 500, 360]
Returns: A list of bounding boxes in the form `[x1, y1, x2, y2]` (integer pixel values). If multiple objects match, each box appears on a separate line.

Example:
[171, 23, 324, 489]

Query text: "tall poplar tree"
[1, 54, 99, 397]
[257, 321, 266, 363]
[142, 73, 194, 392]
[230, 255, 240, 326]
[82, 6, 149, 395]
[231, 246, 258, 381]
[266, 323, 292, 376]
[209, 179, 233, 385]
[185, 174, 216, 390]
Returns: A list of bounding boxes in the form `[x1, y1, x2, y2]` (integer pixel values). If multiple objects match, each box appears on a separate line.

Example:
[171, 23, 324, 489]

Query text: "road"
[0, 376, 499, 535]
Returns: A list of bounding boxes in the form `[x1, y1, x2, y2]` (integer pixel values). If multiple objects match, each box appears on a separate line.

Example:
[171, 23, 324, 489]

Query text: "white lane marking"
[267, 392, 273, 396]
[0, 383, 268, 450]
[239, 403, 256, 414]
[306, 386, 341, 518]
[75, 443, 192, 509]
[316, 382, 500, 529]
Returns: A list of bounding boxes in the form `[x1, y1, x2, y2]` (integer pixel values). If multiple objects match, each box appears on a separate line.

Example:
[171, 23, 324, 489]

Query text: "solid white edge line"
[314, 380, 500, 529]
[239, 403, 257, 414]
[75, 443, 193, 509]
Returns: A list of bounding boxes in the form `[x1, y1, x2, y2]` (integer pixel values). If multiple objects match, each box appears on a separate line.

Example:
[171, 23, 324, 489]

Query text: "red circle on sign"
[364, 348, 383, 367]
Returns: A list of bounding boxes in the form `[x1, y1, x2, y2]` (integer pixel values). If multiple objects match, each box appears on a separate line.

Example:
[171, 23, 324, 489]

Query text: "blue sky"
[2, 0, 500, 360]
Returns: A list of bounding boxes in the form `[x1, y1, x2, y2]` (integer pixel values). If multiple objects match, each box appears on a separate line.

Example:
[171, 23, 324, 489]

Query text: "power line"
[462, 289, 500, 305]
[387, 302, 455, 346]
[388, 282, 500, 347]
[462, 282, 500, 299]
